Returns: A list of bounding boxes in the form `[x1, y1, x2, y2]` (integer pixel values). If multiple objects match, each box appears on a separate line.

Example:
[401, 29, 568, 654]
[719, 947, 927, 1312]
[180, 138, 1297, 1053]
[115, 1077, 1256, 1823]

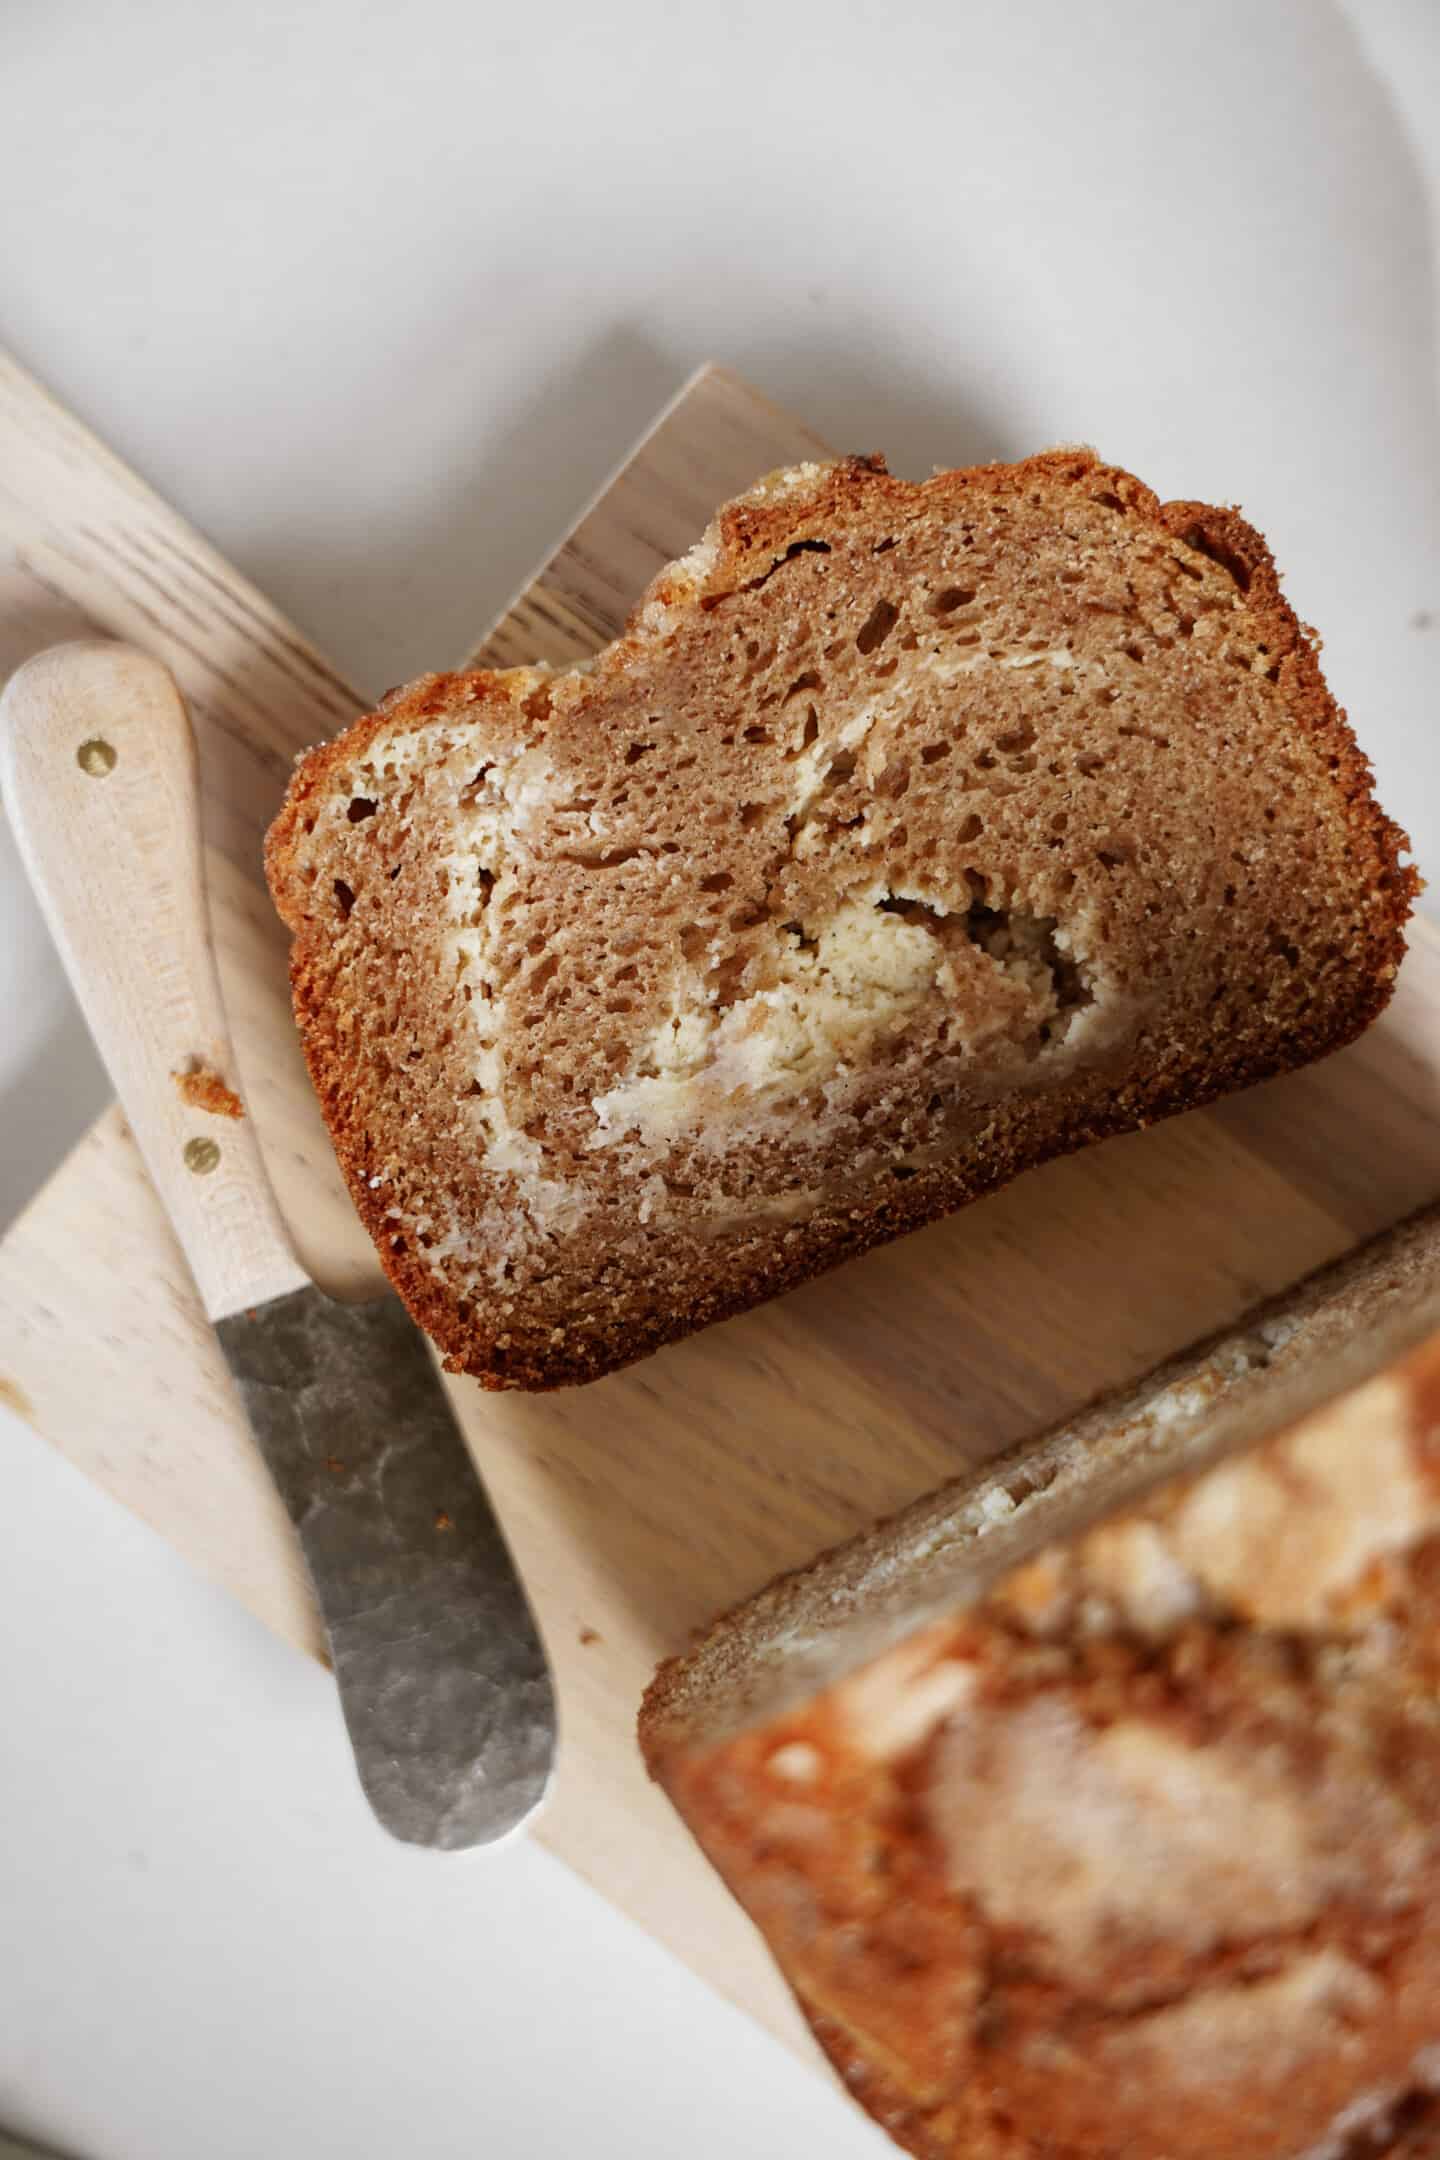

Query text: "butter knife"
[1, 641, 556, 1848]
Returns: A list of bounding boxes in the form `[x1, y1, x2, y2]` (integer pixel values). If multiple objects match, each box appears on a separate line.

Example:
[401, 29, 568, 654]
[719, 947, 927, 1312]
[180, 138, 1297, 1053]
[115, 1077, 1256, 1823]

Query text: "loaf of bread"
[641, 1206, 1440, 2160]
[266, 451, 1415, 1387]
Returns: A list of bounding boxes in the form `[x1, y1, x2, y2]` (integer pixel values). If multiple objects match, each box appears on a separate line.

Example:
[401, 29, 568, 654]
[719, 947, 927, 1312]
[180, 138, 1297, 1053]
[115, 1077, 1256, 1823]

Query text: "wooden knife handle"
[1, 641, 307, 1321]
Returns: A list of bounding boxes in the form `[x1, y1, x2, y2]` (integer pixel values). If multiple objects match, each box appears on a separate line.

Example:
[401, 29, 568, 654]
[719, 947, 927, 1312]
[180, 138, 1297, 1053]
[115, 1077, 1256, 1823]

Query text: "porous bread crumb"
[929, 1707, 1423, 1980]
[266, 450, 1415, 1388]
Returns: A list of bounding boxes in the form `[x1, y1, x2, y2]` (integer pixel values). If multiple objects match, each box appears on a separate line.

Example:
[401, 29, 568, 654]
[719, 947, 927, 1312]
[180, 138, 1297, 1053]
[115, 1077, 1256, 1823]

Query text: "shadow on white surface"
[233, 321, 1019, 703]
[0, 808, 107, 1232]
[0, 1414, 887, 2160]
[232, 325, 689, 702]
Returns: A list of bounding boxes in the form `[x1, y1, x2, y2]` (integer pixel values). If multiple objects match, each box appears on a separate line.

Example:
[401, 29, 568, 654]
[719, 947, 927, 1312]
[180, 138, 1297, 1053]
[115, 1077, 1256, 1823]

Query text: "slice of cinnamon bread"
[641, 1207, 1440, 2160]
[266, 451, 1415, 1387]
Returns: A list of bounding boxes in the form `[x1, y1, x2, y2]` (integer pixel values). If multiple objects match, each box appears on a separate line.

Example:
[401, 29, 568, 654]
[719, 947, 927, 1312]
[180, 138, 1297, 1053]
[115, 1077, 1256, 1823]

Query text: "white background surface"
[1, 3, 1437, 2154]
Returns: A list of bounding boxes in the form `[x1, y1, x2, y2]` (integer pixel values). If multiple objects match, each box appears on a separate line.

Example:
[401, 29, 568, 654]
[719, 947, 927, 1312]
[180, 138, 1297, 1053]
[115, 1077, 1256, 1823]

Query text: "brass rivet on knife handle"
[76, 735, 116, 777]
[0, 641, 556, 1847]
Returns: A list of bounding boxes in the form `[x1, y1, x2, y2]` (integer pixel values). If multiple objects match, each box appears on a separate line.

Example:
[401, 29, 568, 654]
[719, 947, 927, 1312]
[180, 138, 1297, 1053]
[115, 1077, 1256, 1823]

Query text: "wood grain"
[1, 643, 306, 1322]
[465, 367, 829, 671]
[2, 350, 1439, 2055]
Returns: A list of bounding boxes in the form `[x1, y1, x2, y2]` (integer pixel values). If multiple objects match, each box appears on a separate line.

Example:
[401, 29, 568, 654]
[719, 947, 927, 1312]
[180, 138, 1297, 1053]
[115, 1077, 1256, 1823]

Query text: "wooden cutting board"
[4, 350, 1440, 2059]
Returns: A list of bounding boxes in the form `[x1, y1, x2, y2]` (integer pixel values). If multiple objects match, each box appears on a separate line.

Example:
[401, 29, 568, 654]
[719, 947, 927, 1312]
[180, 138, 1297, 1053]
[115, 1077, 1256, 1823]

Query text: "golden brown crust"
[266, 451, 1417, 1389]
[644, 1325, 1440, 2159]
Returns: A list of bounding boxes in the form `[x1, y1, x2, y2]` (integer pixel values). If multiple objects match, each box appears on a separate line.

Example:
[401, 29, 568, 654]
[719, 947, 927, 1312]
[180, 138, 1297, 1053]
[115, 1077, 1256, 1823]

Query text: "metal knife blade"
[218, 1285, 553, 1847]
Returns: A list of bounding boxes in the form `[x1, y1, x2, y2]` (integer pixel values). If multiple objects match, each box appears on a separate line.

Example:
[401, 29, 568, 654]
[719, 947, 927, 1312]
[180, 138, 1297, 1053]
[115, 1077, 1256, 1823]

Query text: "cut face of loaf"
[266, 451, 1415, 1387]
[640, 1206, 1440, 2160]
